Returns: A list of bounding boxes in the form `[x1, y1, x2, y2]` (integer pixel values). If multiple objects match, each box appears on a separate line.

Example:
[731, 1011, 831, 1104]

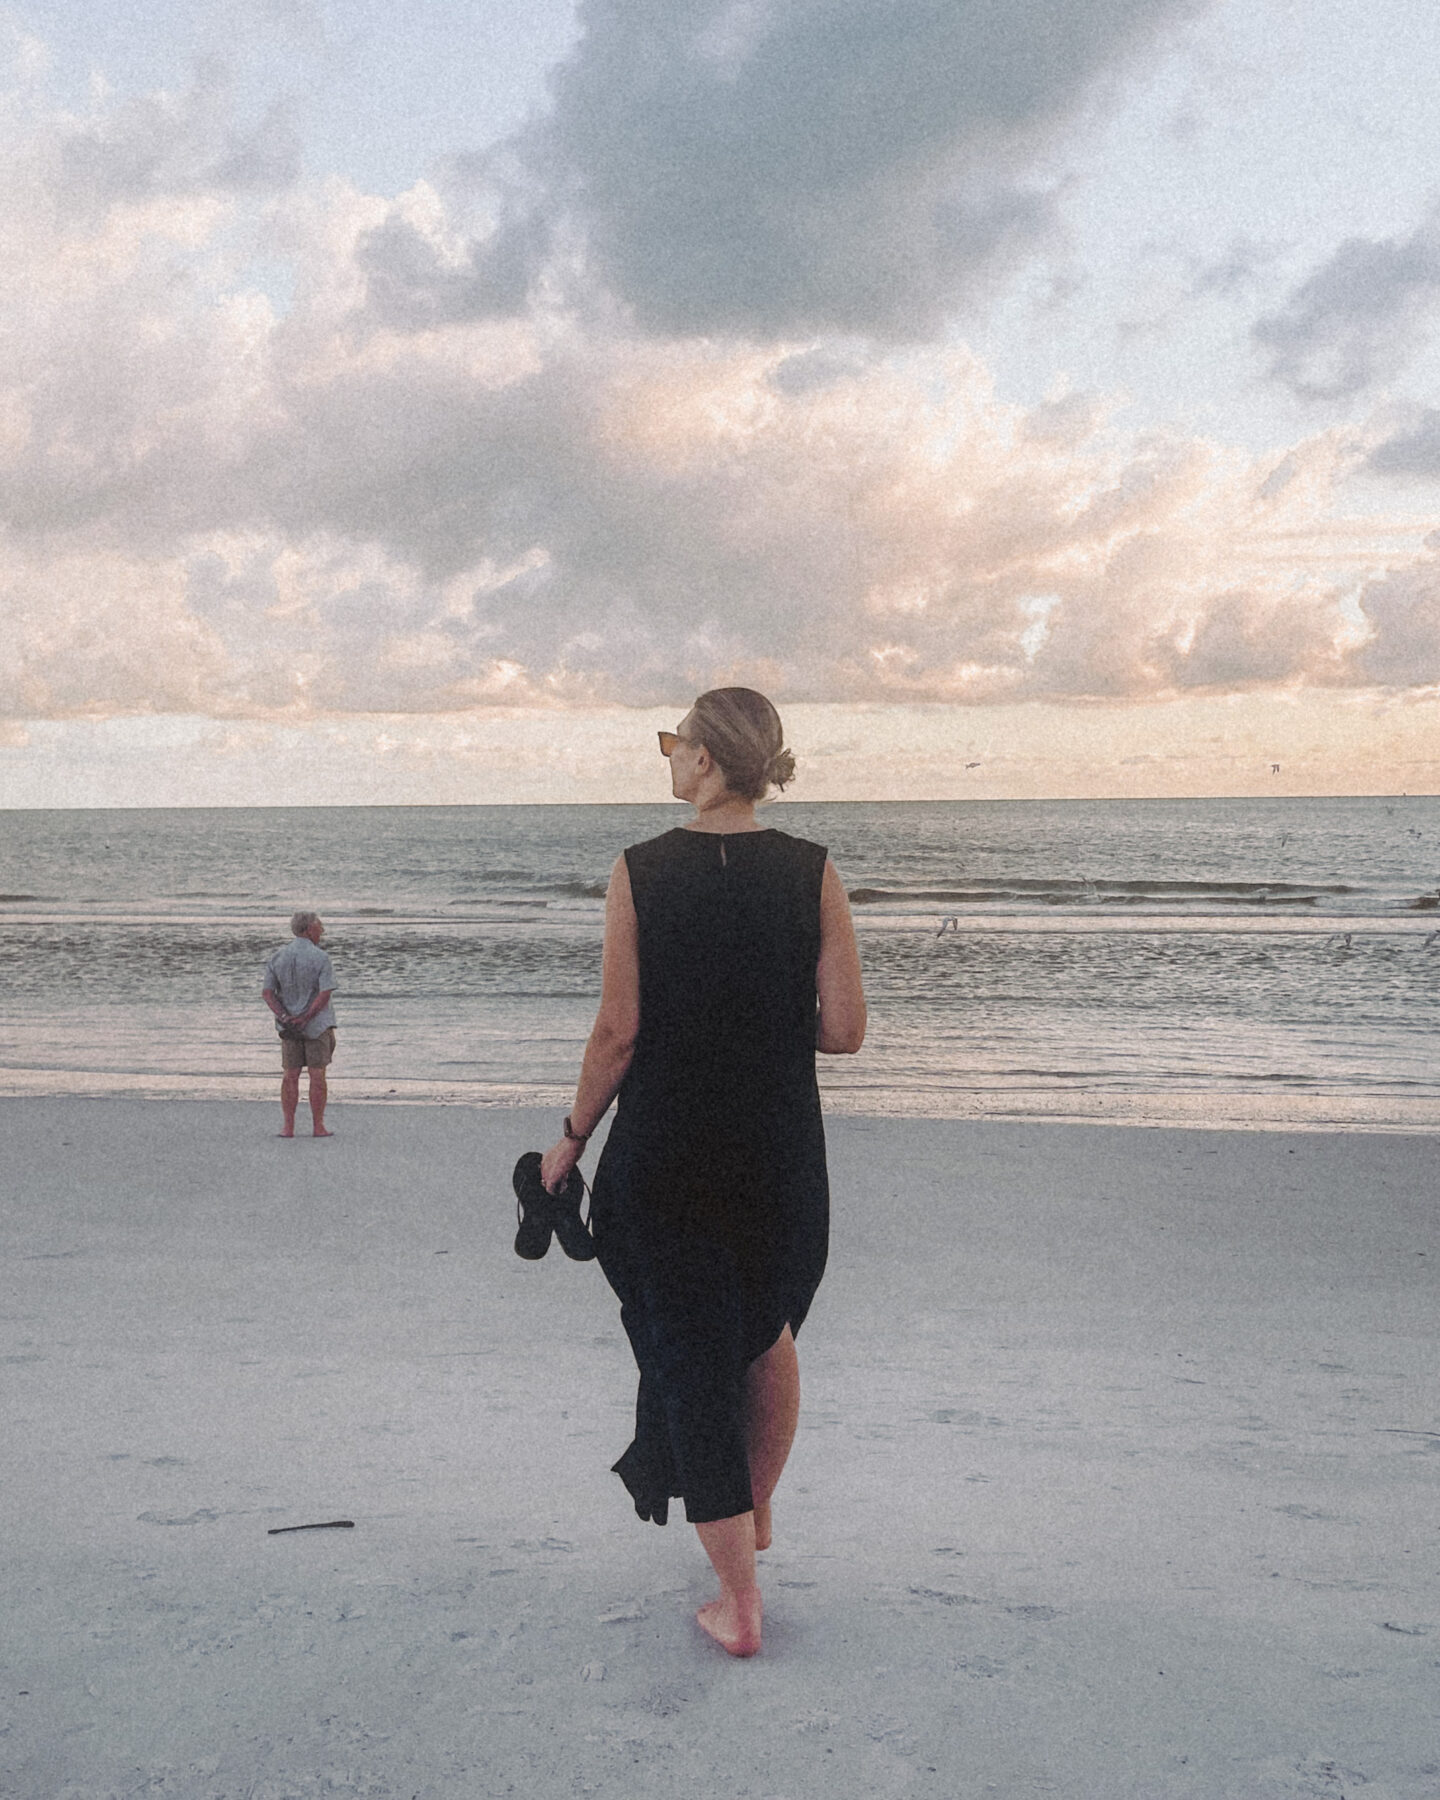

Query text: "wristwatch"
[563, 1114, 590, 1144]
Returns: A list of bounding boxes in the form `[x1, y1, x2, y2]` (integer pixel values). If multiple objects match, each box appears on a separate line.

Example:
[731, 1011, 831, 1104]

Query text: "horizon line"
[3, 791, 1439, 814]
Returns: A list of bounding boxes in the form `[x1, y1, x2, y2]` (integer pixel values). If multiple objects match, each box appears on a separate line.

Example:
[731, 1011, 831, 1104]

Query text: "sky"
[2, 0, 1440, 805]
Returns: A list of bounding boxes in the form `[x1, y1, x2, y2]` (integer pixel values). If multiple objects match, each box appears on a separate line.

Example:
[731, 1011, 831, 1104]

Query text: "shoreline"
[3, 1076, 1440, 1133]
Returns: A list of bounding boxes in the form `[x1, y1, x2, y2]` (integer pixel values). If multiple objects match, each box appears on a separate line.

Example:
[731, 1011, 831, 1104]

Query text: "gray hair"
[290, 910, 321, 936]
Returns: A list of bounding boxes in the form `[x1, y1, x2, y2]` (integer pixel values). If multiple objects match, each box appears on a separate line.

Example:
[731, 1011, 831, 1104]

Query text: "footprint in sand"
[642, 1683, 695, 1718]
[793, 1709, 840, 1734]
[908, 1585, 979, 1607]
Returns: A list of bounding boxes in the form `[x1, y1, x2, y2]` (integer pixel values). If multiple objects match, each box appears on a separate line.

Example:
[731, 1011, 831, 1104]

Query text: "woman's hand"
[540, 1136, 583, 1195]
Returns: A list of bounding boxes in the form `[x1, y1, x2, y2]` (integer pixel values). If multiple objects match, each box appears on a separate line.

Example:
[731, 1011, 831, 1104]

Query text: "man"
[263, 911, 337, 1138]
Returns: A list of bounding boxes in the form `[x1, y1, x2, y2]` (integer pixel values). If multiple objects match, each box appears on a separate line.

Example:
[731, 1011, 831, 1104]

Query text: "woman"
[540, 687, 866, 1657]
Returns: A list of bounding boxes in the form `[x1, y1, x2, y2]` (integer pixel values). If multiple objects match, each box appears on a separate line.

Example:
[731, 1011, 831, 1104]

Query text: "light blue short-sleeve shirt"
[263, 937, 337, 1036]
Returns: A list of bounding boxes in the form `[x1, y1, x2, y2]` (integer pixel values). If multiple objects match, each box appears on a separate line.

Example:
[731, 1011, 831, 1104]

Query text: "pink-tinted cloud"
[0, 45, 1436, 729]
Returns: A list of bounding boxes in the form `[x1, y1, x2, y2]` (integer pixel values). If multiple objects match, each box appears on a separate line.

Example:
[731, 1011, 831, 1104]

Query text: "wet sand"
[2, 1099, 1436, 1798]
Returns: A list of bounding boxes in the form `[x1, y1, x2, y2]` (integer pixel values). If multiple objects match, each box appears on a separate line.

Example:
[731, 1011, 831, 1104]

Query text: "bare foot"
[753, 1500, 772, 1552]
[696, 1587, 762, 1657]
[313, 1127, 333, 1138]
[278, 1127, 295, 1138]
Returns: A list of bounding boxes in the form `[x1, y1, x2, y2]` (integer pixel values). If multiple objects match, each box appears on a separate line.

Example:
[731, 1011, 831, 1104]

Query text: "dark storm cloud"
[1254, 206, 1440, 402]
[442, 0, 1207, 341]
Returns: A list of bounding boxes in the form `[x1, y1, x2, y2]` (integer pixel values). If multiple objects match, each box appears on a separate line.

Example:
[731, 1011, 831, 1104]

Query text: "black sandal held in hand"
[511, 1151, 596, 1261]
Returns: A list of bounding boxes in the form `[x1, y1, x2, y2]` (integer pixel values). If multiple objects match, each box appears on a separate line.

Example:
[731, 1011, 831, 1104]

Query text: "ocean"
[3, 797, 1439, 1128]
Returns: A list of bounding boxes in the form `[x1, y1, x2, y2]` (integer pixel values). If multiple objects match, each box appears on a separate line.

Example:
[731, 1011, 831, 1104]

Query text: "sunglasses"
[657, 730, 689, 757]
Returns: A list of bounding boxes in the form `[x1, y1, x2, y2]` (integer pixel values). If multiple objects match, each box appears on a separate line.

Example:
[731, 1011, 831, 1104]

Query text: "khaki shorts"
[281, 1027, 335, 1071]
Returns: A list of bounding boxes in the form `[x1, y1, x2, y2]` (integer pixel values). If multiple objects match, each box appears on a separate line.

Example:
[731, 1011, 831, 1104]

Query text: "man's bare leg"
[694, 1514, 763, 1656]
[309, 1067, 331, 1136]
[745, 1325, 800, 1552]
[279, 1068, 300, 1137]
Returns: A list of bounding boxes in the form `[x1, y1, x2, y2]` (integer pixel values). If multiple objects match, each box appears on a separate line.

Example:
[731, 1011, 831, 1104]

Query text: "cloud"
[1254, 204, 1440, 402]
[52, 67, 300, 220]
[1, 39, 1436, 733]
[355, 203, 548, 331]
[435, 0, 1209, 342]
[0, 550, 232, 717]
[1368, 407, 1440, 480]
[0, 219, 1407, 718]
[1188, 235, 1276, 301]
[1354, 543, 1440, 688]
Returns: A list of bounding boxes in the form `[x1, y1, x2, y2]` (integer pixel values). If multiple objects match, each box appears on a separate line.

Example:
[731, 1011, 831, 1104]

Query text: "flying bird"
[965, 761, 981, 769]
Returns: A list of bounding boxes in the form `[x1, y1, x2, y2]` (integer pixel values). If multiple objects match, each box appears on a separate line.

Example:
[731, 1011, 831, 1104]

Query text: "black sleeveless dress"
[589, 826, 830, 1526]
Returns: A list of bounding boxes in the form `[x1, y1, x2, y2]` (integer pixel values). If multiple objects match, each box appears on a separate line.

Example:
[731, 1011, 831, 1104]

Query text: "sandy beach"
[3, 1098, 1436, 1799]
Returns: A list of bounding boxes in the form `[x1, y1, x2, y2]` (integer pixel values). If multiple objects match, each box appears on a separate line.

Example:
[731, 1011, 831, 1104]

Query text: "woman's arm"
[816, 858, 866, 1054]
[540, 854, 641, 1192]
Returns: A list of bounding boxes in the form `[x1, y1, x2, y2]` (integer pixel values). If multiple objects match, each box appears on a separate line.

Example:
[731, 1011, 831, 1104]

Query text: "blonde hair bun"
[689, 687, 794, 802]
[767, 747, 796, 792]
